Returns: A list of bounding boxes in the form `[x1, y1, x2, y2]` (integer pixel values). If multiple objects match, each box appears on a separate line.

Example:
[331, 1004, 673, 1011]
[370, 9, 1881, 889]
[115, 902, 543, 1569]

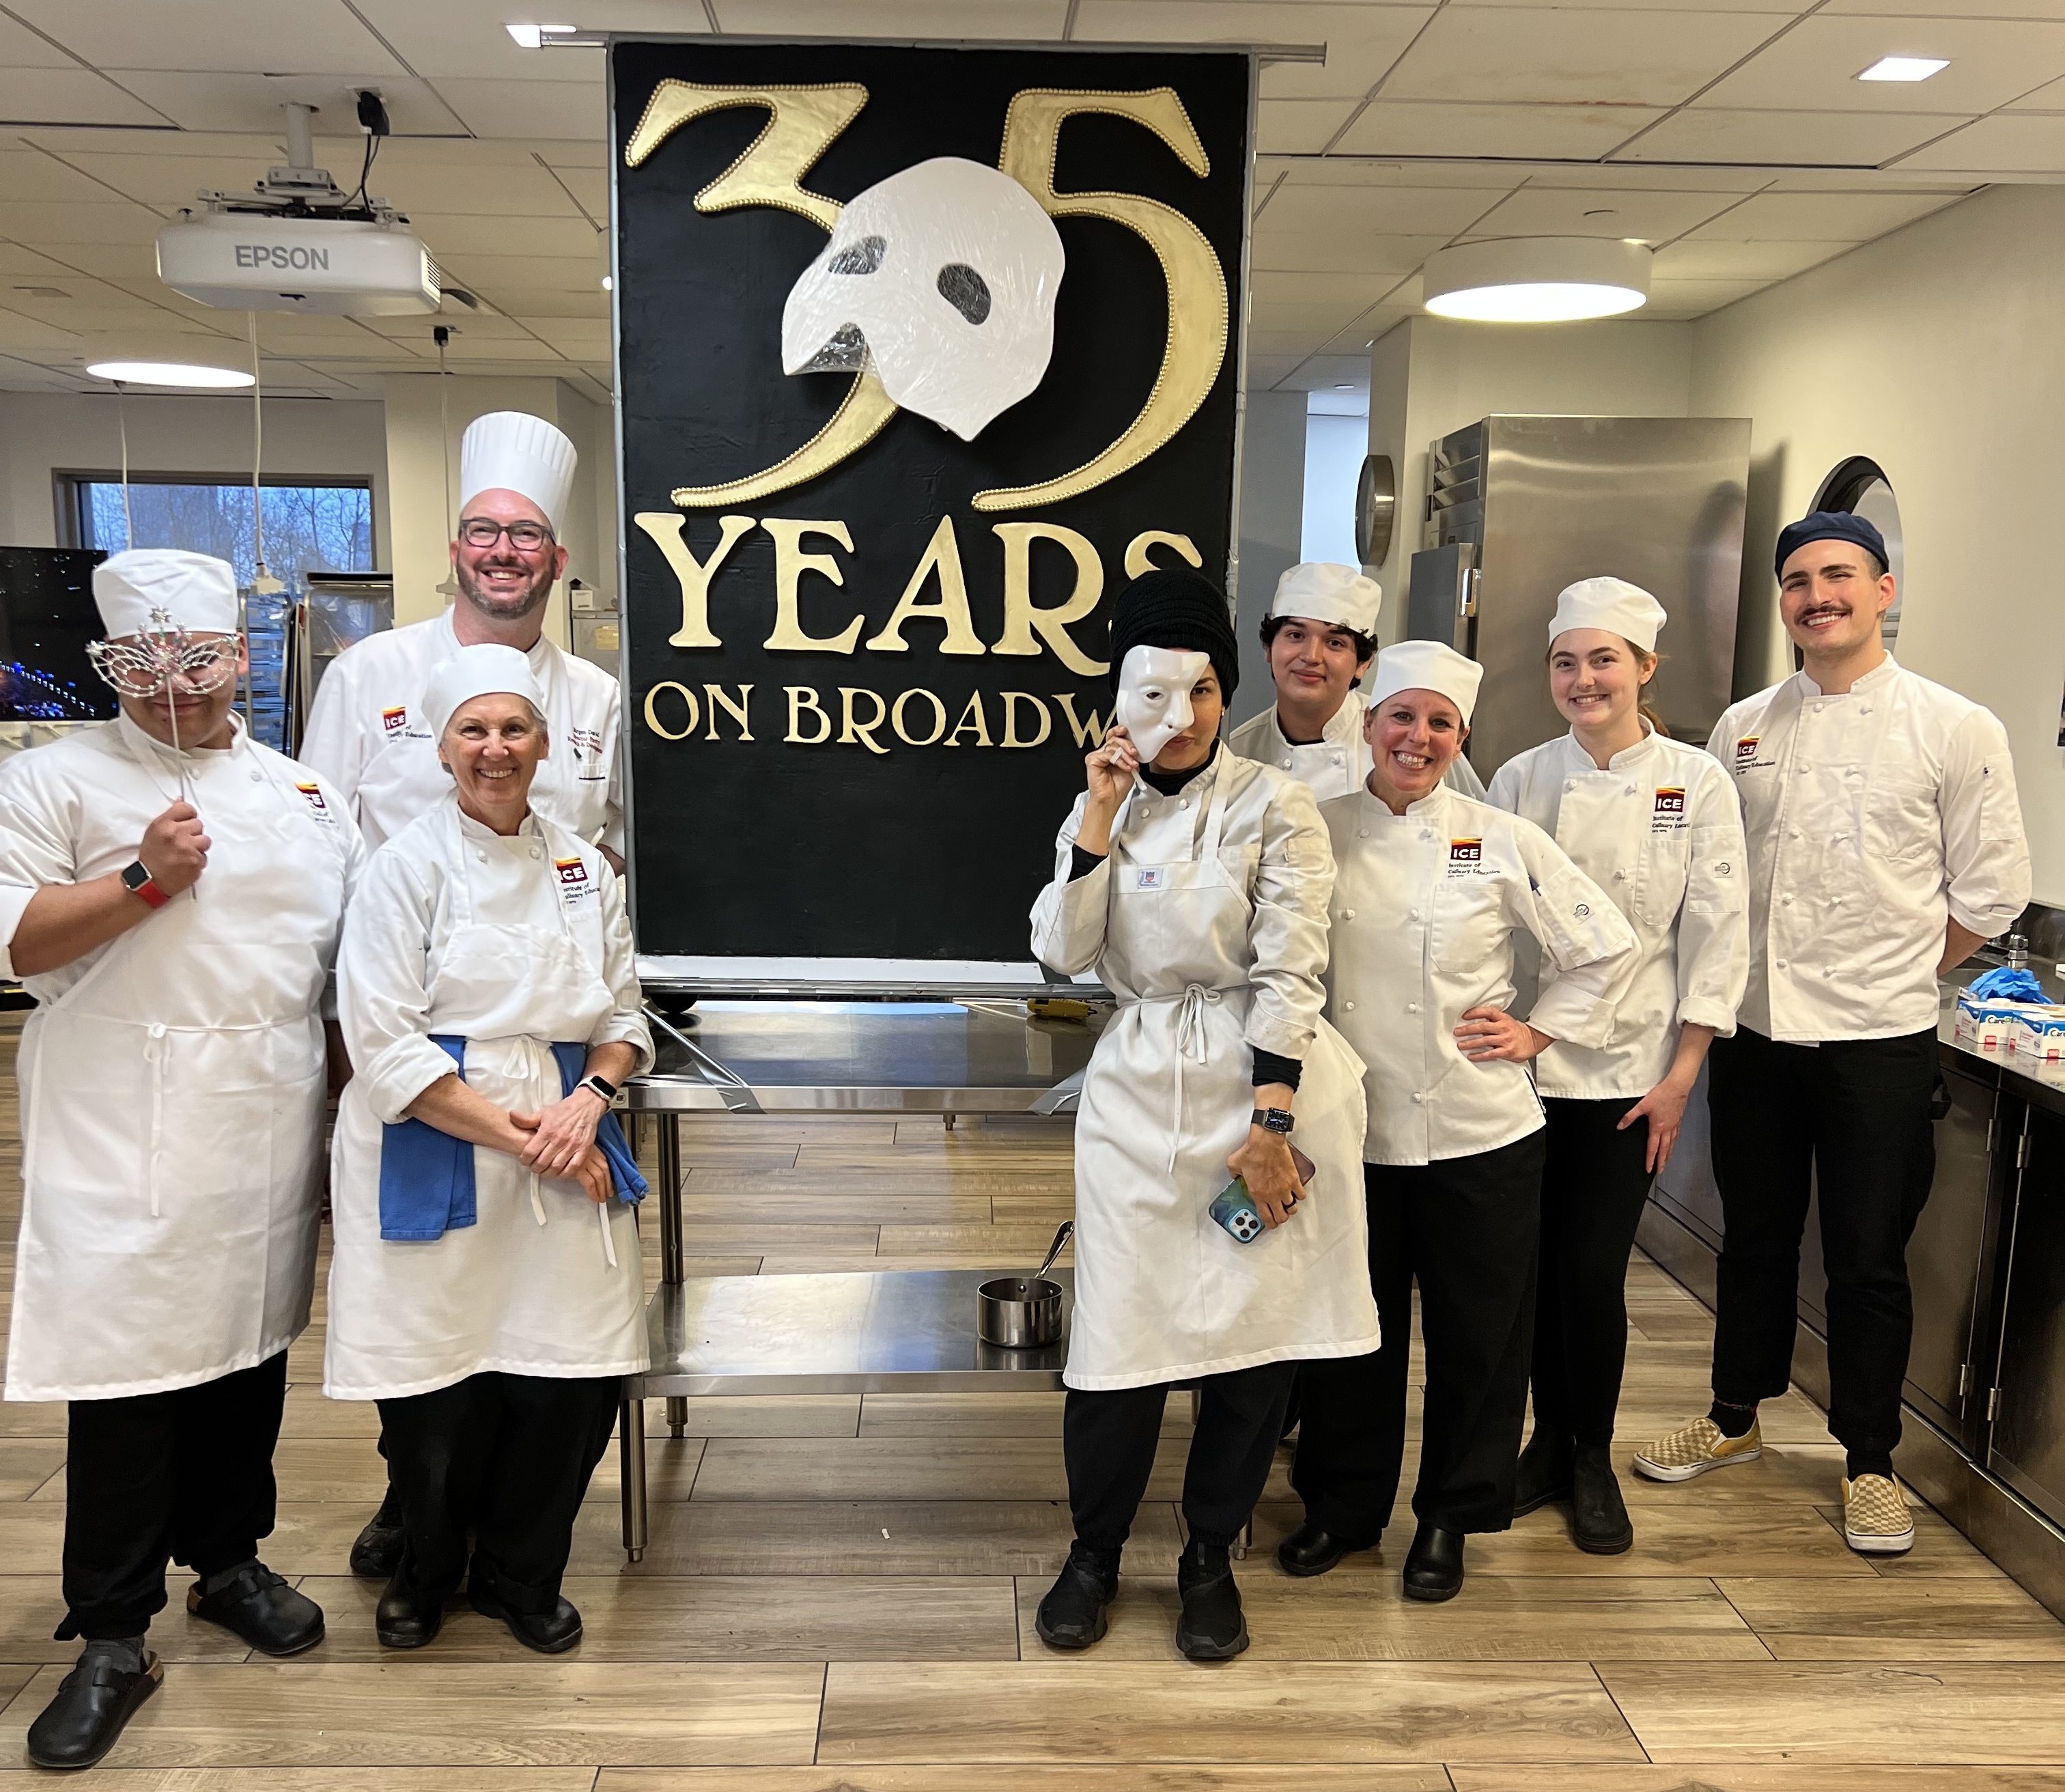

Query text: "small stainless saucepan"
[978, 1220, 1074, 1348]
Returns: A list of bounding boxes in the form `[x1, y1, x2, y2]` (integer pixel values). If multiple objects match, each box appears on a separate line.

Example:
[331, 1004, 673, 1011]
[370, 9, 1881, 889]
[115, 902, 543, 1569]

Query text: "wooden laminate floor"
[3, 1011, 2064, 1788]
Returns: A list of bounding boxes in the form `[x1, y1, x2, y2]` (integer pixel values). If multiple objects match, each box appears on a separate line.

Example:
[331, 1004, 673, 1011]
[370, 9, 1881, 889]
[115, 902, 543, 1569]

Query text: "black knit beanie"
[1105, 567, 1239, 704]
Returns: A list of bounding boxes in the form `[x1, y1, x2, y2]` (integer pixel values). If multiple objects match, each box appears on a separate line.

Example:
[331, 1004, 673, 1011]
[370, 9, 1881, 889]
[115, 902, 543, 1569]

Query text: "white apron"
[324, 804, 645, 1401]
[1067, 764, 1379, 1390]
[5, 729, 348, 1401]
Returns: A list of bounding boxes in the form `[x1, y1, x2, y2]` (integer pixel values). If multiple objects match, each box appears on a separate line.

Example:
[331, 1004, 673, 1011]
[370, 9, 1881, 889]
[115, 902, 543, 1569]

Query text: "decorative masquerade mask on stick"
[87, 606, 238, 802]
[1114, 645, 1211, 762]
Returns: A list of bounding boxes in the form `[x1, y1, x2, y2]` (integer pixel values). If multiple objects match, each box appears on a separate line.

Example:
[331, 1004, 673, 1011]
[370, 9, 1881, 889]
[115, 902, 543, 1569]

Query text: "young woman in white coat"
[1485, 579, 1748, 1551]
[1028, 569, 1378, 1662]
[1282, 639, 1638, 1602]
[327, 644, 652, 1655]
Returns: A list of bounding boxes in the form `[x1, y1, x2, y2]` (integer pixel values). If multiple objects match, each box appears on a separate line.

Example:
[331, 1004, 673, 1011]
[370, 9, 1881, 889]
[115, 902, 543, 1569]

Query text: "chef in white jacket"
[1486, 578, 1747, 1554]
[1281, 639, 1637, 1603]
[1027, 568, 1377, 1664]
[302, 408, 624, 1581]
[1227, 561, 1487, 801]
[0, 550, 359, 1769]
[326, 644, 651, 1655]
[300, 410, 623, 861]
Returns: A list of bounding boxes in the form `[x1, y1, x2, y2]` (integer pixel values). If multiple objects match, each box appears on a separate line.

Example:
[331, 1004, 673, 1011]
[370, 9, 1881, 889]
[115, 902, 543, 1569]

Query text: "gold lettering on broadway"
[668, 684, 1104, 756]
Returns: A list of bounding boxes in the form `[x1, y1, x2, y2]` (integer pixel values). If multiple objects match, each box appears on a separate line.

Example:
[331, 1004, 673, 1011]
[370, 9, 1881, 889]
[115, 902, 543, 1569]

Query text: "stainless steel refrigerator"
[1405, 415, 1752, 774]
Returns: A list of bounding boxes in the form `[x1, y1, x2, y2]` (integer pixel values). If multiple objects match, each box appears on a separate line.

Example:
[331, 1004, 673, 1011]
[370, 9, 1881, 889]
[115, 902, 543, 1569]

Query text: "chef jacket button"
[1343, 908, 1355, 920]
[1614, 869, 1627, 882]
[1179, 797, 1191, 809]
[1421, 830, 1432, 840]
[1776, 958, 1788, 969]
[530, 845, 542, 858]
[476, 852, 488, 864]
[1358, 829, 1368, 839]
[1625, 784, 1636, 796]
[1799, 761, 1812, 771]
[1281, 757, 1293, 768]
[1564, 780, 1577, 792]
[1782, 894, 1794, 906]
[1407, 1002, 1420, 1014]
[1790, 829, 1801, 841]
[1331, 754, 1343, 766]
[1823, 966, 1834, 976]
[1411, 1091, 1424, 1104]
[1343, 1000, 1356, 1012]
[1408, 908, 1421, 921]
[249, 770, 262, 783]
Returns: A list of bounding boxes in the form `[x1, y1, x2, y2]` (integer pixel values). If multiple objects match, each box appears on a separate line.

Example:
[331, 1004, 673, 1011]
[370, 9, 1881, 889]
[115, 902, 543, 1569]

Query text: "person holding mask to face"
[1280, 640, 1638, 1601]
[1028, 569, 1377, 1662]
[1486, 579, 1747, 1553]
[1228, 561, 1487, 802]
[326, 645, 651, 1654]
[1636, 514, 2028, 1556]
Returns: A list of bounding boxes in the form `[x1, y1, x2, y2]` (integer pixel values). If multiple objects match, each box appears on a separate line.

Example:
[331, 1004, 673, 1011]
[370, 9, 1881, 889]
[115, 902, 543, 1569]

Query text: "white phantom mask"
[781, 156, 1066, 442]
[1115, 645, 1211, 763]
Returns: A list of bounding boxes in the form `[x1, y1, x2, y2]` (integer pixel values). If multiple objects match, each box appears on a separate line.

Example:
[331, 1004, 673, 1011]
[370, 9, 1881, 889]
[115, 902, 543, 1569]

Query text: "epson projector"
[156, 212, 441, 316]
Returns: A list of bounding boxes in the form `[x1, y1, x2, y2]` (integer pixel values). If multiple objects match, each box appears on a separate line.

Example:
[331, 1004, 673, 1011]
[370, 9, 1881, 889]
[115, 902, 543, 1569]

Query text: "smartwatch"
[578, 1073, 619, 1104]
[121, 860, 169, 910]
[1251, 1106, 1295, 1136]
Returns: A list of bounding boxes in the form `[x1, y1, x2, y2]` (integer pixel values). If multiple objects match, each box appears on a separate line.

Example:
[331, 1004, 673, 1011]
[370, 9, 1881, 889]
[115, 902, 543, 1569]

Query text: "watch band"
[121, 860, 169, 910]
[579, 1073, 619, 1103]
[1251, 1106, 1295, 1135]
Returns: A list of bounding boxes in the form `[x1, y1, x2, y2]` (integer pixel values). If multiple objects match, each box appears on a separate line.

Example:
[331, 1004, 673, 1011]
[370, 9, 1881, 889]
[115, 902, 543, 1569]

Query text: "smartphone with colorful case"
[1209, 1144, 1317, 1244]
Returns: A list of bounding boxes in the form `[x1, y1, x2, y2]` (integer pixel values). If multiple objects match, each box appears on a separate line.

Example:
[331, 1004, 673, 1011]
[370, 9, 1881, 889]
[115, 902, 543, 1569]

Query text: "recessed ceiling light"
[601, 273, 613, 291]
[1857, 55, 1949, 82]
[506, 22, 577, 48]
[1421, 237, 1651, 324]
[85, 359, 254, 388]
[1334, 382, 1354, 390]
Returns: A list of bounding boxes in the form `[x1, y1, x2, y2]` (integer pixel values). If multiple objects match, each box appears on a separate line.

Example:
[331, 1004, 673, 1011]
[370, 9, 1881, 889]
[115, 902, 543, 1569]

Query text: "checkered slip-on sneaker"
[1631, 1414, 1763, 1483]
[1842, 1473, 1916, 1555]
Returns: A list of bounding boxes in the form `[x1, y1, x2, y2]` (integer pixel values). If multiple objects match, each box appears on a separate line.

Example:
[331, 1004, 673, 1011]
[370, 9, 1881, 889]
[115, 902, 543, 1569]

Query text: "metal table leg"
[619, 1389, 648, 1564]
[659, 1112, 684, 1285]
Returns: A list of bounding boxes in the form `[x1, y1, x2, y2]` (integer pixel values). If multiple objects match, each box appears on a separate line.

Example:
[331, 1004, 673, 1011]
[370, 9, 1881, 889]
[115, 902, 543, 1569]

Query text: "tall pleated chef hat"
[93, 548, 240, 639]
[1547, 576, 1668, 653]
[420, 643, 549, 741]
[458, 410, 578, 535]
[1366, 639, 1484, 725]
[1270, 561, 1383, 638]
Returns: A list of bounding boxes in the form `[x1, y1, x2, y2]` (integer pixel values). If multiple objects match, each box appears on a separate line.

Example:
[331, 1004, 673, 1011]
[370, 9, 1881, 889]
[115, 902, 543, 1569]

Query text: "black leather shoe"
[1033, 1544, 1119, 1651]
[1275, 1520, 1376, 1578]
[1175, 1539, 1248, 1661]
[350, 1485, 406, 1579]
[375, 1578, 445, 1650]
[25, 1642, 162, 1770]
[467, 1585, 584, 1655]
[1513, 1426, 1575, 1517]
[186, 1560, 324, 1656]
[1402, 1524, 1465, 1603]
[1571, 1442, 1634, 1554]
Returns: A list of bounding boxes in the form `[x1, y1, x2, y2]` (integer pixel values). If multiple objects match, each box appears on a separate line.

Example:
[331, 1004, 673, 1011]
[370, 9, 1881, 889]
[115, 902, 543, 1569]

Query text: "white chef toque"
[458, 411, 578, 535]
[1548, 576, 1668, 653]
[93, 548, 240, 639]
[1366, 639, 1483, 725]
[1269, 561, 1383, 637]
[420, 643, 549, 741]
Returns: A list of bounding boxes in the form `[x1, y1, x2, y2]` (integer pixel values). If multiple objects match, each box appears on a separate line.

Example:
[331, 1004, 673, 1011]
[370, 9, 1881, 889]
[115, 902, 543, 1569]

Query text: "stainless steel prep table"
[613, 999, 1106, 1560]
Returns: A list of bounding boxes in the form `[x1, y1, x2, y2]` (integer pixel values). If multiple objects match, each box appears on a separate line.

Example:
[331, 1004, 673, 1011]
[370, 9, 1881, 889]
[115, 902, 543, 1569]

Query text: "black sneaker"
[350, 1484, 406, 1578]
[1175, 1538, 1248, 1661]
[25, 1641, 162, 1770]
[186, 1560, 325, 1656]
[1033, 1543, 1119, 1651]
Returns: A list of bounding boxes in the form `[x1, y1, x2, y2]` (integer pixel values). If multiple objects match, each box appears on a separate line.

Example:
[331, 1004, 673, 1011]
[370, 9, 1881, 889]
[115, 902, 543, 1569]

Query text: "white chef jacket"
[0, 715, 361, 1399]
[1712, 656, 2029, 1043]
[325, 798, 653, 1399]
[1487, 726, 1747, 1099]
[300, 608, 623, 855]
[1322, 785, 1638, 1166]
[1228, 690, 1487, 804]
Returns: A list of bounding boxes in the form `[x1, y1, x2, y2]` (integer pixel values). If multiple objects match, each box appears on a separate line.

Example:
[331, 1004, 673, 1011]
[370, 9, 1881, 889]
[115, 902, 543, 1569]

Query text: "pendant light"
[1420, 238, 1652, 324]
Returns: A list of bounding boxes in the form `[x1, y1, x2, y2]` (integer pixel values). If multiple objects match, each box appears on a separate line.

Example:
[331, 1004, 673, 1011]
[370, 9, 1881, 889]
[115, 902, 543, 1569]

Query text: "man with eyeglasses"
[300, 410, 627, 1584]
[0, 550, 362, 1767]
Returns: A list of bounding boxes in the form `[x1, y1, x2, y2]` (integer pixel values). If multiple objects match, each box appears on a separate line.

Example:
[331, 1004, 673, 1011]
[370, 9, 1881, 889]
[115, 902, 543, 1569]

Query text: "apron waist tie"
[1155, 983, 1224, 1173]
[142, 1024, 168, 1219]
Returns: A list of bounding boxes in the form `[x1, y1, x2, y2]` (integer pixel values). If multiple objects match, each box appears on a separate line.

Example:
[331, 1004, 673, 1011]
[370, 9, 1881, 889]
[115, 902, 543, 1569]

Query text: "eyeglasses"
[458, 518, 555, 552]
[87, 633, 240, 699]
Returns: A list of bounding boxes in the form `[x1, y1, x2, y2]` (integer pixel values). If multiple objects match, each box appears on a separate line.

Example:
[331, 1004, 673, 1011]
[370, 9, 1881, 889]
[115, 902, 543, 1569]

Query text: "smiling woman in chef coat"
[1281, 639, 1637, 1604]
[1028, 568, 1378, 1664]
[1485, 579, 1747, 1554]
[326, 643, 651, 1657]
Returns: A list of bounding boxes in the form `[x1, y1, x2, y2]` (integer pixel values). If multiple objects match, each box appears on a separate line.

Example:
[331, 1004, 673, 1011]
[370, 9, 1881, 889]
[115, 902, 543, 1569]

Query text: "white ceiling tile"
[1683, 188, 1963, 239]
[1252, 227, 1448, 276]
[0, 147, 142, 205]
[5, 0, 405, 76]
[1698, 16, 2065, 115]
[1254, 155, 1507, 191]
[12, 130, 283, 161]
[432, 252, 612, 290]
[1334, 100, 1664, 160]
[1822, 0, 2065, 17]
[384, 163, 593, 219]
[1256, 96, 1360, 152]
[1757, 167, 1978, 193]
[346, 0, 609, 85]
[1641, 277, 1767, 317]
[1448, 0, 1793, 9]
[434, 78, 607, 142]
[1074, 3, 1434, 101]
[106, 72, 468, 138]
[523, 319, 610, 358]
[1460, 184, 1743, 243]
[1650, 238, 1857, 280]
[0, 200, 159, 244]
[1259, 180, 1510, 238]
[0, 68, 171, 127]
[2007, 73, 2065, 111]
[716, 0, 1069, 35]
[1381, 8, 1779, 107]
[16, 242, 163, 281]
[1892, 114, 2065, 173]
[1244, 351, 1308, 387]
[1616, 107, 1963, 167]
[500, 290, 610, 318]
[1252, 268, 1407, 312]
[0, 12, 81, 68]
[411, 213, 602, 258]
[0, 305, 87, 350]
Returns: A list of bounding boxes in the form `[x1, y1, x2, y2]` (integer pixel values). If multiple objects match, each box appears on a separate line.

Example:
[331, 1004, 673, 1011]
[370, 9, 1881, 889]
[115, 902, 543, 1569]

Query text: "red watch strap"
[127, 867, 169, 909]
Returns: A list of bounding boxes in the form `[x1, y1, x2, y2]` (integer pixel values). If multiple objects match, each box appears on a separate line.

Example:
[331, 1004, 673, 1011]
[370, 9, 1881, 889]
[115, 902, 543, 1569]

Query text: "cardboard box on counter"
[2014, 1005, 2065, 1063]
[1957, 989, 2033, 1050]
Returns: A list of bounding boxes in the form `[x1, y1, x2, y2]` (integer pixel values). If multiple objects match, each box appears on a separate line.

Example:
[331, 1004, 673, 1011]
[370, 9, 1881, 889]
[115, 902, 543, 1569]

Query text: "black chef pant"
[377, 1371, 619, 1614]
[60, 1349, 289, 1640]
[1708, 1025, 1938, 1465]
[1291, 1131, 1547, 1539]
[1530, 1097, 1655, 1448]
[1065, 1360, 1296, 1554]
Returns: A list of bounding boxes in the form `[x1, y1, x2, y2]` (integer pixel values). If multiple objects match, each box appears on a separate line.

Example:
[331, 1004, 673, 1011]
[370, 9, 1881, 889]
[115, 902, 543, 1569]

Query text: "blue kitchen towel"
[1969, 966, 2046, 1003]
[378, 1034, 474, 1242]
[550, 1041, 649, 1204]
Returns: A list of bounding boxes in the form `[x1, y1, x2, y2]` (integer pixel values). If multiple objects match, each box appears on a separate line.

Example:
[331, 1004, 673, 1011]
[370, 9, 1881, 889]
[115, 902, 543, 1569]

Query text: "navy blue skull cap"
[1774, 510, 1889, 578]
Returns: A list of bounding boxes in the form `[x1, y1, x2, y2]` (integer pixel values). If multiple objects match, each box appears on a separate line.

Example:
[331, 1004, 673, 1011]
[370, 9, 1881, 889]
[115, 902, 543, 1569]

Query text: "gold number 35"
[622, 80, 1230, 514]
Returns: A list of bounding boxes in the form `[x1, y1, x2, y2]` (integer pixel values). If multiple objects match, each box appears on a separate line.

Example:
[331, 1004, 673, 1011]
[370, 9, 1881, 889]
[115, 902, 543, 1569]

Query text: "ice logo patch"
[1450, 838, 1483, 863]
[382, 705, 408, 736]
[1654, 787, 1686, 815]
[1736, 737, 1758, 763]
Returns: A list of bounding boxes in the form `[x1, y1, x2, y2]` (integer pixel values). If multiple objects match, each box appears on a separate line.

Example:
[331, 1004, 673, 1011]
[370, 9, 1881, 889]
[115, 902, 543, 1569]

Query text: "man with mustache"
[301, 410, 624, 1579]
[1635, 511, 2029, 1556]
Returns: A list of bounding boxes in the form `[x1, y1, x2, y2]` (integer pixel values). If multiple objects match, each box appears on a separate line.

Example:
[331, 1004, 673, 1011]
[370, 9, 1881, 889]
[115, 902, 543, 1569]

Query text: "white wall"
[0, 389, 389, 563]
[1232, 388, 1307, 725]
[1301, 410, 1366, 571]
[1689, 182, 2065, 906]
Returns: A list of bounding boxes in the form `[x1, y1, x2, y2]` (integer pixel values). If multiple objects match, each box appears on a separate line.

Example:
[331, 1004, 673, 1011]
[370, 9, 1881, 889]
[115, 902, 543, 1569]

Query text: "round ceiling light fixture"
[82, 333, 254, 388]
[1420, 237, 1652, 323]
